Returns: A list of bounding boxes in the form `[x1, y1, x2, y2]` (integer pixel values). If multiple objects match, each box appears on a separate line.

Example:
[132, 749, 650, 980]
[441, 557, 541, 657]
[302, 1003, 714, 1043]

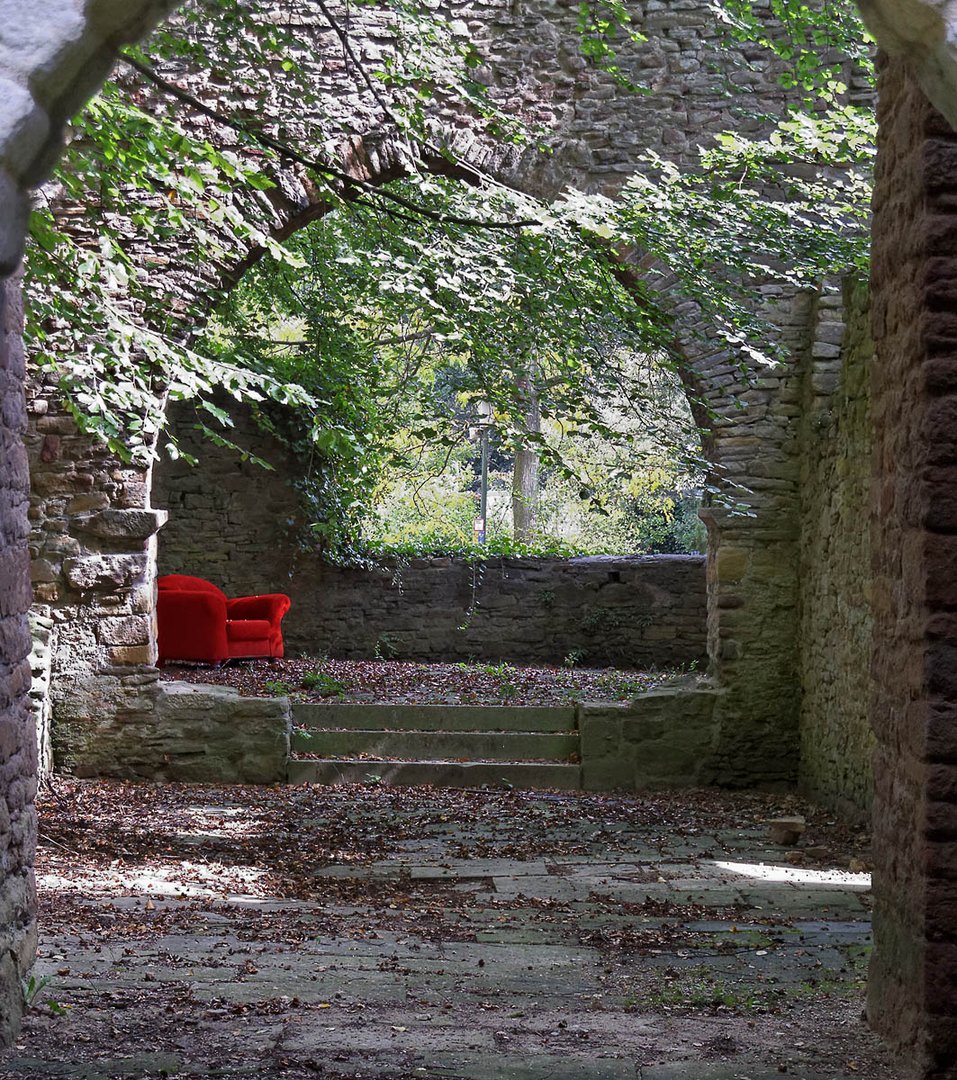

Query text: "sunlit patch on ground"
[713, 861, 872, 888]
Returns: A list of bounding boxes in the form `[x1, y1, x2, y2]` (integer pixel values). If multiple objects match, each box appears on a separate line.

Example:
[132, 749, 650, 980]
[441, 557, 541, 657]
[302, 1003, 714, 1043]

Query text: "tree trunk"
[511, 373, 541, 543]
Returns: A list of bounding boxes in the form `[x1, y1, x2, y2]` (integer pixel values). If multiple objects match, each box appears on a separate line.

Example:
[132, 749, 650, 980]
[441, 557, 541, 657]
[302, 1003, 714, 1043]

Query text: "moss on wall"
[797, 281, 874, 816]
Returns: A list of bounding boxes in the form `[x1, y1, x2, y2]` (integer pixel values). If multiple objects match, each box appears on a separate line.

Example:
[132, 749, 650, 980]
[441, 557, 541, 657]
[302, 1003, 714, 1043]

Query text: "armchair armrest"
[158, 589, 229, 663]
[227, 593, 291, 625]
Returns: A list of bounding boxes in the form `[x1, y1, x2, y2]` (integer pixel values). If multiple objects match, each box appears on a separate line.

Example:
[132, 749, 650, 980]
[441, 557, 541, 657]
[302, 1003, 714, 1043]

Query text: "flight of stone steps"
[287, 703, 582, 789]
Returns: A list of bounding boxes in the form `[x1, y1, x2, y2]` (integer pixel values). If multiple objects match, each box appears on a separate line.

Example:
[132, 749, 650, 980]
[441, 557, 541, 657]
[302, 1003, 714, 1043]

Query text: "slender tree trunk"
[511, 370, 541, 542]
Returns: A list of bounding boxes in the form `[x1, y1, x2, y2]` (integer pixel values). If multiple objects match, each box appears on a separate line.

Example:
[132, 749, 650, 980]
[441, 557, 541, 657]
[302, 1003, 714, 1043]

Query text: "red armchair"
[157, 574, 291, 665]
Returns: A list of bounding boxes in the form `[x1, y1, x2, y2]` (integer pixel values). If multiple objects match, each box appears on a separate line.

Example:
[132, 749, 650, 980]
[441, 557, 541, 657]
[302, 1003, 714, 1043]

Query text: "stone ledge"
[580, 682, 722, 791]
[72, 508, 168, 541]
[53, 680, 291, 784]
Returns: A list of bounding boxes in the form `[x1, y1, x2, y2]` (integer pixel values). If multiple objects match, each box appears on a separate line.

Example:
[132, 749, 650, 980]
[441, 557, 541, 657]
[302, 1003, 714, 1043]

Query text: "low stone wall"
[580, 683, 722, 790]
[283, 554, 707, 669]
[53, 682, 291, 785]
[153, 403, 706, 670]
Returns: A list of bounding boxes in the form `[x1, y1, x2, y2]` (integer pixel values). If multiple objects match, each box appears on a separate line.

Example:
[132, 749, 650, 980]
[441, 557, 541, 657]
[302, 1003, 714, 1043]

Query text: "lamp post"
[473, 400, 493, 545]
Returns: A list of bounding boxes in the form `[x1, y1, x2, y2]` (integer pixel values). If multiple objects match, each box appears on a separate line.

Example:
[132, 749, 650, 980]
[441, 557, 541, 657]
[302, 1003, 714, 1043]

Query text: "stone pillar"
[0, 0, 186, 1048]
[867, 53, 957, 1075]
[0, 271, 37, 1046]
[694, 300, 811, 789]
[24, 385, 169, 768]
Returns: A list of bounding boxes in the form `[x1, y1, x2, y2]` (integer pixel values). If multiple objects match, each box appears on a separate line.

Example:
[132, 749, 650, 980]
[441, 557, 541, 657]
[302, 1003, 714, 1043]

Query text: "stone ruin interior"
[3, 0, 957, 1074]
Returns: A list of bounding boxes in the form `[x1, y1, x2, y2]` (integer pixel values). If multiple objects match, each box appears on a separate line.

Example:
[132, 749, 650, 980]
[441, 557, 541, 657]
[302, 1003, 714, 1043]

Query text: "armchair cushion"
[157, 586, 229, 664]
[157, 574, 291, 664]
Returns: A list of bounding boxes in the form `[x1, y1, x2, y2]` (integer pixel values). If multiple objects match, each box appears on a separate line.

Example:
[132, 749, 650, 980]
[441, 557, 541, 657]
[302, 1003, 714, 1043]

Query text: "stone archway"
[5, 1, 957, 1073]
[25, 0, 858, 798]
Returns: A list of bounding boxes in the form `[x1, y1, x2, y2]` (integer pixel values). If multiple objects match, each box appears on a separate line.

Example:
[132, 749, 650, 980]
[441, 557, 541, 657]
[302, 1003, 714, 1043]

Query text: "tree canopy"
[25, 0, 875, 556]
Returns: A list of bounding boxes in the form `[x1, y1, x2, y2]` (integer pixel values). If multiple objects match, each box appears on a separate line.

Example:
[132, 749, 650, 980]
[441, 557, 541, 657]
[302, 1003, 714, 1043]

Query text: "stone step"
[291, 728, 580, 761]
[292, 702, 577, 734]
[287, 758, 582, 790]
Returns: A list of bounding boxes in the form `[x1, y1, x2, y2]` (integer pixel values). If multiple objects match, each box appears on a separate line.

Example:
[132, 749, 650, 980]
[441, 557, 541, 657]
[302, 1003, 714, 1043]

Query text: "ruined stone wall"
[23, 382, 169, 767]
[55, 681, 291, 785]
[865, 54, 957, 1074]
[292, 554, 706, 668]
[153, 401, 707, 669]
[797, 282, 875, 817]
[27, 0, 870, 790]
[0, 275, 35, 1047]
[0, 0, 181, 1044]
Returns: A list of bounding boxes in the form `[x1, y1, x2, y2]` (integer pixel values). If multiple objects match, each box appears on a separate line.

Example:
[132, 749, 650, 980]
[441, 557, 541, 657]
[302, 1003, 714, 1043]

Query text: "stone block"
[34, 415, 78, 435]
[30, 468, 76, 495]
[66, 491, 110, 514]
[29, 557, 57, 583]
[99, 615, 150, 647]
[63, 554, 142, 591]
[109, 645, 154, 666]
[74, 508, 168, 540]
[714, 546, 749, 582]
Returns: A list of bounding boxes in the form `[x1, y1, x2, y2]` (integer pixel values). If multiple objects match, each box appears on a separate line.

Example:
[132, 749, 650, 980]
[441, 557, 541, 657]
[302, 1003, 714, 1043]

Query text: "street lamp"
[472, 400, 493, 545]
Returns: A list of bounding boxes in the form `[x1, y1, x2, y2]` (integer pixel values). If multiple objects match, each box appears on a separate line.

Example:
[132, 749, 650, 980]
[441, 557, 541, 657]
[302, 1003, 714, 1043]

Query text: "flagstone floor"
[1, 780, 899, 1079]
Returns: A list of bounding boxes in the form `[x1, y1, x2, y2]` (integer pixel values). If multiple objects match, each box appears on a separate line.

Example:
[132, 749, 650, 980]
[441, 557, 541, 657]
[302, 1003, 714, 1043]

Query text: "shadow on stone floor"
[1, 780, 898, 1079]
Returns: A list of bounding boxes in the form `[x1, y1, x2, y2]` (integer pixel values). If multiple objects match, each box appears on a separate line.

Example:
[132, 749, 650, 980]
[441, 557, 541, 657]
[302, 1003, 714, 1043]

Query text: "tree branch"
[121, 53, 540, 232]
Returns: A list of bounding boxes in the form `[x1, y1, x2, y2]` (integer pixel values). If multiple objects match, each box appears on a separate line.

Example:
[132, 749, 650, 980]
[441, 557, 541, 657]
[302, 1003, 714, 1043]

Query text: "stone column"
[0, 0, 186, 1047]
[868, 53, 957, 1075]
[0, 271, 37, 1046]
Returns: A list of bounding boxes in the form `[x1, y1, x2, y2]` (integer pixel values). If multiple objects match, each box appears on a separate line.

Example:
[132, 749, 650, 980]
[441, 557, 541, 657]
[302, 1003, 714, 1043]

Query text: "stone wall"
[0, 0, 181, 1046]
[865, 53, 957, 1074]
[5, 0, 957, 1074]
[55, 681, 291, 785]
[580, 683, 722, 790]
[797, 282, 875, 817]
[284, 554, 706, 668]
[20, 0, 877, 794]
[0, 273, 35, 1046]
[24, 381, 169, 755]
[153, 400, 707, 669]
[0, 0, 180, 273]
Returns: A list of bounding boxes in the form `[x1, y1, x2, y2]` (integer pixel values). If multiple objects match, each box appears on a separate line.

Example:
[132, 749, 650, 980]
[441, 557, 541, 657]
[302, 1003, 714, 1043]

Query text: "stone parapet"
[289, 554, 707, 669]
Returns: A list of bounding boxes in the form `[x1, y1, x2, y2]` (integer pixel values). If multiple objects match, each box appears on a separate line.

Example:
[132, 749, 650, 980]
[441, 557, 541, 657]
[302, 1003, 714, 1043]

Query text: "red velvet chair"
[157, 574, 291, 665]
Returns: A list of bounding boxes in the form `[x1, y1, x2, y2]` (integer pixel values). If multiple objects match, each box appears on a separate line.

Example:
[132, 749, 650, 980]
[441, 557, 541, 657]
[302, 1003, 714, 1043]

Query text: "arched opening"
[26, 12, 824, 792]
[9, 2, 957, 1071]
[150, 173, 710, 664]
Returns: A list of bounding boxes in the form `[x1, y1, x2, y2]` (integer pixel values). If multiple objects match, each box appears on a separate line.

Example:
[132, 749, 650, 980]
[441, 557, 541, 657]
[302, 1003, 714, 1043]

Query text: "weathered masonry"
[4, 0, 957, 1074]
[28, 0, 872, 799]
[153, 399, 708, 670]
[0, 0, 178, 1045]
